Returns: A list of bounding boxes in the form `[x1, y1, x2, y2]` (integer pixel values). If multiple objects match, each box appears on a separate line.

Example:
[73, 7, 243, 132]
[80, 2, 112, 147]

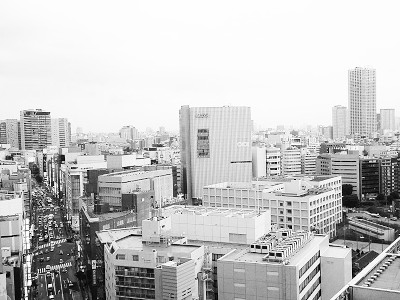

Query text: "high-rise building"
[348, 67, 377, 137]
[20, 109, 51, 150]
[0, 119, 19, 148]
[380, 108, 396, 133]
[119, 125, 139, 141]
[51, 118, 71, 147]
[332, 105, 348, 140]
[179, 105, 252, 203]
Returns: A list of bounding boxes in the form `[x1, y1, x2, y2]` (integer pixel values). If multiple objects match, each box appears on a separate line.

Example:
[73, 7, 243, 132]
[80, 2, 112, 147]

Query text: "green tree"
[342, 184, 353, 196]
[343, 194, 359, 208]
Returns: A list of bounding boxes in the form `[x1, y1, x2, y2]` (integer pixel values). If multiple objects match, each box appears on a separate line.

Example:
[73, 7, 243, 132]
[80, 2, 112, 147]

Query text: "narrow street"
[29, 183, 85, 300]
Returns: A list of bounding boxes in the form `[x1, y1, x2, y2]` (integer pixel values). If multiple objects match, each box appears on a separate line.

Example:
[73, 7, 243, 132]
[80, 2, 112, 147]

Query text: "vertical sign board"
[92, 260, 96, 285]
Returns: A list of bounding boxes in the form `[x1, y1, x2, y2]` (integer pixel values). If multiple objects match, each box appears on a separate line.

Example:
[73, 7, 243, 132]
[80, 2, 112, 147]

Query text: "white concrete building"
[281, 147, 301, 176]
[51, 118, 71, 147]
[179, 105, 252, 203]
[106, 154, 151, 170]
[252, 146, 266, 178]
[203, 175, 343, 238]
[266, 146, 281, 176]
[301, 148, 317, 175]
[98, 169, 173, 209]
[217, 230, 351, 300]
[104, 217, 205, 300]
[162, 205, 271, 244]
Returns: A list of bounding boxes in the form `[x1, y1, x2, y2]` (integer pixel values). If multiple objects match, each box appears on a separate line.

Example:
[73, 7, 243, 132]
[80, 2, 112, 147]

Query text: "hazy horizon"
[2, 1, 400, 132]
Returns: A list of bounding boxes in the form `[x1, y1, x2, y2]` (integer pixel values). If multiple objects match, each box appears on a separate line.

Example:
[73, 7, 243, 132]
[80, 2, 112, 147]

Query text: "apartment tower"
[179, 105, 252, 203]
[332, 105, 348, 140]
[348, 67, 377, 137]
[20, 109, 51, 150]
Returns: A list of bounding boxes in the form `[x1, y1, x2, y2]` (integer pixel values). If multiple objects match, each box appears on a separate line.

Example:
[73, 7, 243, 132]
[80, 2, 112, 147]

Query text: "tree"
[376, 194, 385, 201]
[390, 191, 400, 200]
[343, 194, 359, 208]
[342, 184, 353, 196]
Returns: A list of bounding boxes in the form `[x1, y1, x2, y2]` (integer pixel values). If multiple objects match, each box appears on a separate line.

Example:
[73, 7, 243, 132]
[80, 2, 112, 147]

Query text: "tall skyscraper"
[20, 109, 51, 150]
[0, 119, 19, 148]
[348, 67, 377, 137]
[332, 105, 348, 140]
[179, 105, 252, 203]
[51, 118, 71, 147]
[380, 108, 395, 133]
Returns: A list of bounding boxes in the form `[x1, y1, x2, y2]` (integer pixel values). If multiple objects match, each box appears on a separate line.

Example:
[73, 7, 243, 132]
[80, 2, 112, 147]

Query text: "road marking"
[37, 238, 67, 250]
[37, 261, 73, 274]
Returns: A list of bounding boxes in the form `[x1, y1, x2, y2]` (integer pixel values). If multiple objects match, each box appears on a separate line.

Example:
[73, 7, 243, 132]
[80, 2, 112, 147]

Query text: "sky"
[1, 1, 400, 133]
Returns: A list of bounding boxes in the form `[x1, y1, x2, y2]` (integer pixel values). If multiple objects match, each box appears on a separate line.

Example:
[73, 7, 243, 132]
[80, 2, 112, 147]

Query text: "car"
[39, 250, 43, 255]
[57, 244, 62, 248]
[31, 272, 37, 279]
[44, 249, 49, 254]
[61, 268, 67, 273]
[45, 265, 51, 272]
[46, 272, 51, 278]
[390, 217, 398, 221]
[50, 247, 54, 252]
[59, 250, 63, 255]
[59, 258, 63, 263]
[39, 257, 44, 262]
[39, 237, 44, 242]
[46, 257, 50, 261]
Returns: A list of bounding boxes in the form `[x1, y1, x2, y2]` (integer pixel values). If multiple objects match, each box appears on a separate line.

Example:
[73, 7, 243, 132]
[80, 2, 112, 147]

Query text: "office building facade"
[179, 106, 252, 203]
[20, 109, 51, 150]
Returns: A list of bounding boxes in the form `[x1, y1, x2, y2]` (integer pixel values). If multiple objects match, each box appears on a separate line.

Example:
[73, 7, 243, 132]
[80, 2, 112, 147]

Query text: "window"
[197, 129, 210, 158]
[116, 254, 125, 260]
[132, 255, 139, 261]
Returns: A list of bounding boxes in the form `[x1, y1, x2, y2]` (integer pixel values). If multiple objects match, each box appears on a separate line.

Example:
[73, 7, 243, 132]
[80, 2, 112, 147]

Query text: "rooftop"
[163, 205, 266, 219]
[97, 227, 142, 244]
[85, 206, 136, 222]
[220, 230, 327, 266]
[111, 234, 202, 254]
[357, 254, 400, 291]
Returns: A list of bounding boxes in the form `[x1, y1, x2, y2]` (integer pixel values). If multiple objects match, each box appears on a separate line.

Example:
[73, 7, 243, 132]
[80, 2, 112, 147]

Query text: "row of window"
[299, 251, 320, 278]
[301, 278, 321, 300]
[299, 264, 320, 293]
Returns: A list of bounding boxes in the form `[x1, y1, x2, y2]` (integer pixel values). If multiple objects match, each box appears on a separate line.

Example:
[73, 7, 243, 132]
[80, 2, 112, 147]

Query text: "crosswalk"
[38, 261, 72, 274]
[37, 238, 66, 250]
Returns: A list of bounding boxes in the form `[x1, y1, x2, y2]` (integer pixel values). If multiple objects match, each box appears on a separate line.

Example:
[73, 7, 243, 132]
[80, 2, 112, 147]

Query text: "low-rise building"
[98, 168, 173, 210]
[203, 175, 343, 238]
[217, 229, 351, 300]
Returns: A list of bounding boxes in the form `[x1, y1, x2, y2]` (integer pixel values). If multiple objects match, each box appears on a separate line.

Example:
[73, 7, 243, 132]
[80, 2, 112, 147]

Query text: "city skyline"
[2, 1, 400, 132]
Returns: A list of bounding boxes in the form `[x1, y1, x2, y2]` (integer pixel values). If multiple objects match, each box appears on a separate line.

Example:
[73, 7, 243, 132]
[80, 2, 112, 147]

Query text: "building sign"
[195, 113, 209, 118]
[92, 260, 97, 285]
[236, 142, 250, 147]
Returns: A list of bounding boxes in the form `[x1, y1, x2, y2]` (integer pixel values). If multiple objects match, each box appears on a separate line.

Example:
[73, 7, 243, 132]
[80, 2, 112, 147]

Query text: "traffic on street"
[29, 184, 81, 300]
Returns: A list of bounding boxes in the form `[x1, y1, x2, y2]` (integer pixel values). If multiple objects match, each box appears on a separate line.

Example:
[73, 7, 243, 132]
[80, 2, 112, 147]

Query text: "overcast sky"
[1, 1, 400, 133]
